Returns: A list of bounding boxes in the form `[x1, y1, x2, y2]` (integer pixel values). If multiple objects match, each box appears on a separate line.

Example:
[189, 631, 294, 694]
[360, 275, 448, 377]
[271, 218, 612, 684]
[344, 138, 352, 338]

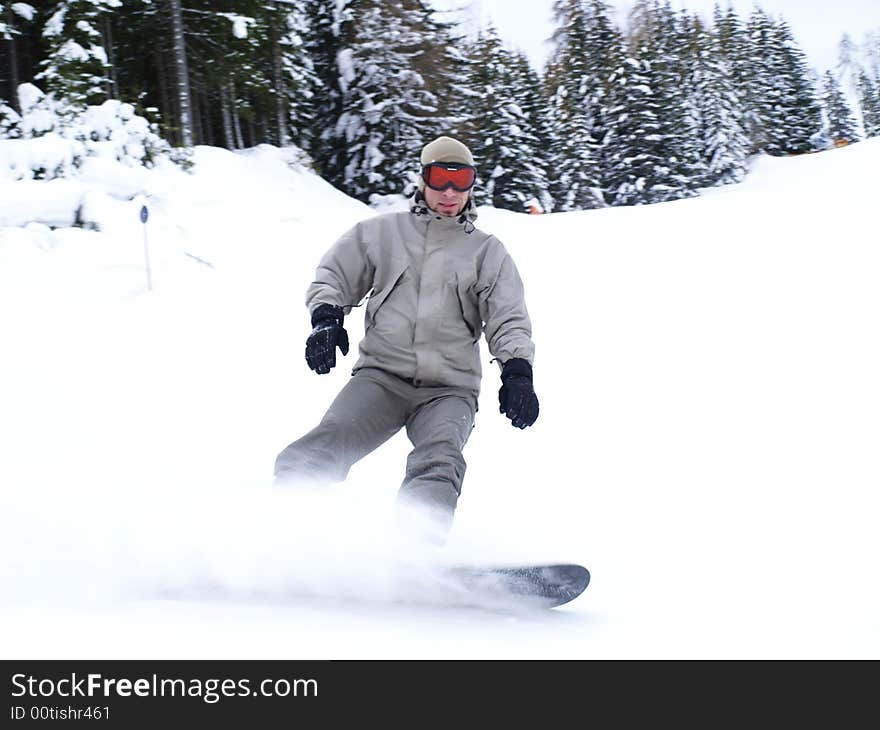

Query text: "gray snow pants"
[274, 368, 477, 530]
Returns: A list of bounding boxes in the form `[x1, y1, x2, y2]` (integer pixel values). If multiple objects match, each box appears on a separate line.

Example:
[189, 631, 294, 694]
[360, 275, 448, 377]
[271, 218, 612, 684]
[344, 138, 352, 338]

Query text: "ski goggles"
[421, 162, 476, 192]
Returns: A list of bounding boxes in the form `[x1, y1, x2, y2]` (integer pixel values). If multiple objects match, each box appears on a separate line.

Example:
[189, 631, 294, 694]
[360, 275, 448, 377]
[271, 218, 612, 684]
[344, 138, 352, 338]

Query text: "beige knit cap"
[420, 136, 474, 167]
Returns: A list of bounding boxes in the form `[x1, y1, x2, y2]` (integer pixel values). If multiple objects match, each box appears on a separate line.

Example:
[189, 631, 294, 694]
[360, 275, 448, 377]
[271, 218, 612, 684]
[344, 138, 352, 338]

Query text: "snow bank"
[0, 84, 184, 183]
[0, 178, 84, 227]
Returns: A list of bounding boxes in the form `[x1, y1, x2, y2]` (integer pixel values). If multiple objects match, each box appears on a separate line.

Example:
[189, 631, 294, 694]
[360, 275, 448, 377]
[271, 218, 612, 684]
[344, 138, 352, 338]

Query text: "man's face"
[424, 184, 469, 217]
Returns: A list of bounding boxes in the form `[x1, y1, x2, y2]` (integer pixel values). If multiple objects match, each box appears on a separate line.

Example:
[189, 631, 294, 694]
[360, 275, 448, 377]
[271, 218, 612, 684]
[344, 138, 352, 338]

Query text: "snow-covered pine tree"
[81, 0, 177, 145]
[326, 0, 448, 200]
[440, 24, 484, 160]
[604, 0, 696, 206]
[134, 1, 317, 152]
[835, 33, 861, 94]
[766, 17, 822, 154]
[303, 0, 344, 172]
[834, 32, 880, 140]
[407, 0, 468, 142]
[547, 0, 595, 187]
[742, 7, 776, 153]
[690, 9, 748, 186]
[652, 1, 703, 191]
[457, 26, 550, 212]
[857, 70, 880, 138]
[545, 82, 602, 211]
[269, 0, 320, 152]
[547, 0, 621, 204]
[713, 2, 737, 60]
[210, 0, 319, 152]
[207, 0, 286, 149]
[822, 70, 859, 143]
[461, 26, 514, 208]
[672, 8, 709, 187]
[36, 0, 120, 108]
[713, 4, 757, 161]
[179, 1, 256, 148]
[491, 49, 551, 213]
[604, 55, 672, 205]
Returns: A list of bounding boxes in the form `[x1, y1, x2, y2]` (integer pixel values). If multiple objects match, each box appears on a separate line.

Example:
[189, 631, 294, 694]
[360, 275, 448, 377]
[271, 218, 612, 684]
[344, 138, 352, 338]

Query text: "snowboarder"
[274, 136, 539, 534]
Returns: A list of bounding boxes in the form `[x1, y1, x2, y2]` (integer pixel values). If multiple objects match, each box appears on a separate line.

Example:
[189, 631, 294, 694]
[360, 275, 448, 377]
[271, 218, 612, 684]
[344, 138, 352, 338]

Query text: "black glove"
[305, 304, 349, 374]
[498, 358, 539, 429]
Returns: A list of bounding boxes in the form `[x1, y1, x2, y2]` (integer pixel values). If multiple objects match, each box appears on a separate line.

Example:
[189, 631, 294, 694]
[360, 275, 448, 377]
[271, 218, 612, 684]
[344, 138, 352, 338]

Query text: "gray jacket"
[306, 198, 535, 396]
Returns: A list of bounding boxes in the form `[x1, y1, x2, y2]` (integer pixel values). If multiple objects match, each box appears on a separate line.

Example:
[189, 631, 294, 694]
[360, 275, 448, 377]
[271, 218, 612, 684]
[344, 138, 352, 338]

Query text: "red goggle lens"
[422, 164, 476, 192]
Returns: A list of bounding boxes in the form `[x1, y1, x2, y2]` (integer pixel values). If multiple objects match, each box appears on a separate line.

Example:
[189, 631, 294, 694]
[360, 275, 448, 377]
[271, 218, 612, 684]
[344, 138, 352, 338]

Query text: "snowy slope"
[1, 140, 878, 659]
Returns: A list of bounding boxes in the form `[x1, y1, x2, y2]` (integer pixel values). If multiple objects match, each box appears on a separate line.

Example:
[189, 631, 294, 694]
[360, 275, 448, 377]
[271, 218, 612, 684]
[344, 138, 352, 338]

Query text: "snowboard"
[443, 563, 590, 609]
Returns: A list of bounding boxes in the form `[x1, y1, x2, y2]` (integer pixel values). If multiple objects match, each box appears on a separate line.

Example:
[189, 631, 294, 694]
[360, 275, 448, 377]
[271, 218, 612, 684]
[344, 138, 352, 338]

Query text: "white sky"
[457, 0, 880, 73]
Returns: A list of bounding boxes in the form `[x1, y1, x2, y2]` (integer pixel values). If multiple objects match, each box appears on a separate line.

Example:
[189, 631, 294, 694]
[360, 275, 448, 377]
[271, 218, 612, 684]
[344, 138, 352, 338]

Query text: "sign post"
[140, 204, 152, 292]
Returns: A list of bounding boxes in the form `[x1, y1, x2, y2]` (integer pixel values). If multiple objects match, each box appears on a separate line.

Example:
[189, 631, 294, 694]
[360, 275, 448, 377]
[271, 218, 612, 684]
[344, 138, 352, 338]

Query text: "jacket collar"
[409, 191, 477, 234]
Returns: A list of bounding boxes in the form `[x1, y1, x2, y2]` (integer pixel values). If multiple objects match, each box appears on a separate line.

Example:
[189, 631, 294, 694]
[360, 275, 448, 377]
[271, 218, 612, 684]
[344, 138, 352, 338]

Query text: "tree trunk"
[201, 85, 214, 146]
[190, 78, 202, 145]
[103, 15, 118, 99]
[168, 0, 193, 146]
[220, 84, 235, 149]
[5, 4, 20, 112]
[270, 21, 290, 146]
[231, 82, 244, 149]
[155, 48, 174, 142]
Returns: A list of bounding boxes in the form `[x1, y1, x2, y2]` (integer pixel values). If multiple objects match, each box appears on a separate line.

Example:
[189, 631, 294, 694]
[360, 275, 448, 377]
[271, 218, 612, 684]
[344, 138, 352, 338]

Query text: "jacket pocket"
[365, 262, 408, 331]
[450, 273, 482, 342]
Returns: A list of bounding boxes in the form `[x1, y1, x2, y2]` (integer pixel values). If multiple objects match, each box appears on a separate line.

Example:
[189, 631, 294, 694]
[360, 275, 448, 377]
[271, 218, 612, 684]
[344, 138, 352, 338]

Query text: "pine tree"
[834, 32, 880, 140]
[604, 0, 696, 206]
[442, 26, 484, 159]
[210, 0, 319, 151]
[822, 70, 859, 143]
[129, 1, 321, 151]
[454, 29, 552, 212]
[835, 33, 860, 84]
[92, 1, 171, 143]
[547, 0, 621, 204]
[273, 0, 320, 151]
[605, 55, 691, 205]
[546, 83, 602, 210]
[766, 18, 823, 154]
[672, 8, 709, 187]
[742, 7, 776, 153]
[327, 0, 447, 200]
[462, 26, 516, 208]
[653, 1, 704, 190]
[305, 0, 345, 172]
[715, 4, 759, 159]
[37, 0, 121, 108]
[713, 2, 736, 59]
[857, 70, 880, 137]
[488, 50, 551, 212]
[691, 10, 748, 186]
[780, 20, 823, 153]
[740, 9, 823, 156]
[185, 1, 273, 149]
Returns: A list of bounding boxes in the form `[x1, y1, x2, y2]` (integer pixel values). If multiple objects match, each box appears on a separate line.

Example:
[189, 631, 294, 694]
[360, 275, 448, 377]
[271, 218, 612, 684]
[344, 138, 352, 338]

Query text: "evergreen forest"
[2, 0, 879, 211]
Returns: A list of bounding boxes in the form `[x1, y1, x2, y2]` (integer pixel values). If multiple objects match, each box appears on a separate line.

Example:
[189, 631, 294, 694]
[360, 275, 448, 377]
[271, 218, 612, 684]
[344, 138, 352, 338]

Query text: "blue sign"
[140, 205, 149, 224]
